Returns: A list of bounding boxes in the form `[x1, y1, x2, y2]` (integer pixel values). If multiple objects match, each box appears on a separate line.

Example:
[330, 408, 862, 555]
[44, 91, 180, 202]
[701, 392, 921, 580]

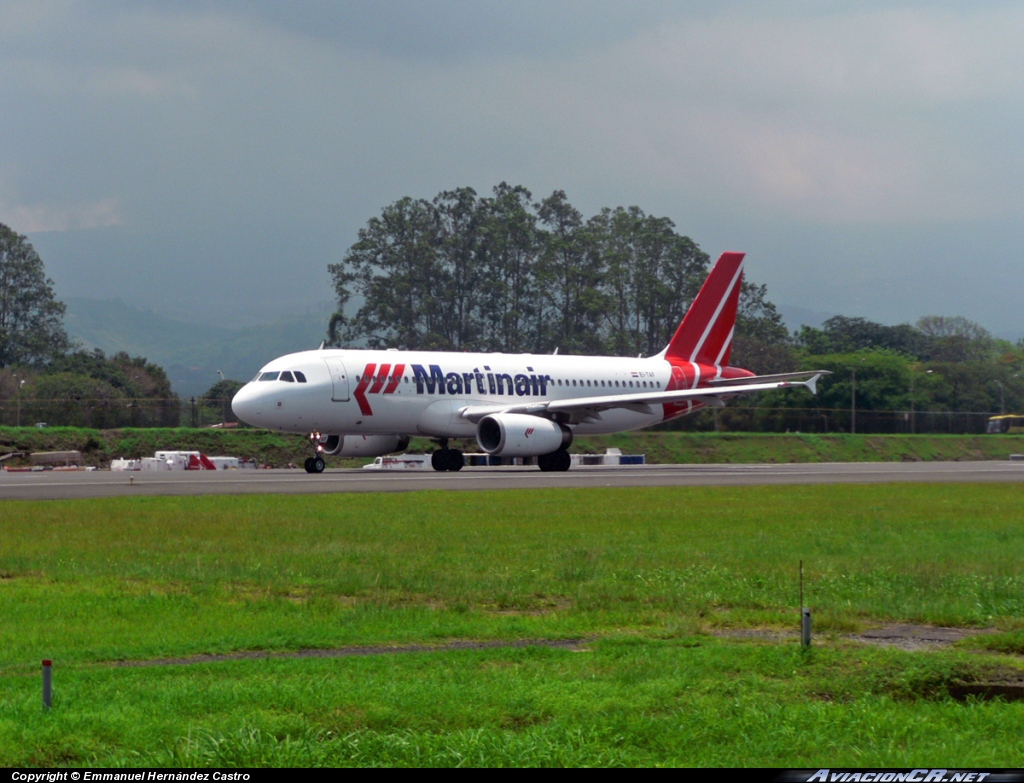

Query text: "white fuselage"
[231, 348, 685, 438]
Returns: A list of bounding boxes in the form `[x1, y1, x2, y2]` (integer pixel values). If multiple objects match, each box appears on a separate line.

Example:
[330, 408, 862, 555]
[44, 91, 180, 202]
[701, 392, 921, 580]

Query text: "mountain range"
[64, 298, 335, 397]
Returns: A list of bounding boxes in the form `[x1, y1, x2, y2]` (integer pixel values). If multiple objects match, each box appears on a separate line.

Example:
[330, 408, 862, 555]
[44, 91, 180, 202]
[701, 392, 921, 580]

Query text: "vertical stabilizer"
[662, 251, 745, 366]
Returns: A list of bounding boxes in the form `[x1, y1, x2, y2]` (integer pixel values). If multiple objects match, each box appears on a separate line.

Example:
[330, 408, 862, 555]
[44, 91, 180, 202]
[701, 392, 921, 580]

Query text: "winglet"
[803, 372, 826, 395]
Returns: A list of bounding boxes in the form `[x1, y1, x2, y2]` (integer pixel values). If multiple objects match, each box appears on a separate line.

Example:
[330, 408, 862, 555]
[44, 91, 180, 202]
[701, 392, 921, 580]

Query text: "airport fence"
[660, 405, 999, 435]
[0, 397, 235, 429]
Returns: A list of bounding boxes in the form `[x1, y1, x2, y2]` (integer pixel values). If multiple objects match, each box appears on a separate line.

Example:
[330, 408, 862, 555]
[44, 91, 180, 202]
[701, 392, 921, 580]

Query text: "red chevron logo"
[353, 363, 406, 416]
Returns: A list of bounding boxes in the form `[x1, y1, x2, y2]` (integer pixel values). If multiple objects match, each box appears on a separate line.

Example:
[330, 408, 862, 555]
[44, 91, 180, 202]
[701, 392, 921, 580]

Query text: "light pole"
[910, 370, 933, 435]
[994, 380, 1005, 415]
[850, 366, 860, 434]
[16, 379, 25, 427]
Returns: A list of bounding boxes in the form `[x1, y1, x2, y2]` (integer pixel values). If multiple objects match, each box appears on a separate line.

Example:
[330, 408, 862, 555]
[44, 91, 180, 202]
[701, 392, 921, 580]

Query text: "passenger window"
[259, 372, 280, 382]
[572, 380, 577, 387]
[295, 371, 307, 383]
[629, 381, 633, 387]
[642, 381, 647, 388]
[280, 371, 295, 382]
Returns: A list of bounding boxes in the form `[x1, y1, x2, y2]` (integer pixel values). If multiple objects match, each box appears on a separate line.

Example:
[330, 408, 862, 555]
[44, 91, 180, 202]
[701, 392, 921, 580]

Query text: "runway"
[3, 460, 1024, 501]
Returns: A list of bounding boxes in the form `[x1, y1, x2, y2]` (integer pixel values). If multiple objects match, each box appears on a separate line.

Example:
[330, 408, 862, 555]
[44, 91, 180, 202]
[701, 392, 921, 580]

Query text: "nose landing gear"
[305, 432, 326, 473]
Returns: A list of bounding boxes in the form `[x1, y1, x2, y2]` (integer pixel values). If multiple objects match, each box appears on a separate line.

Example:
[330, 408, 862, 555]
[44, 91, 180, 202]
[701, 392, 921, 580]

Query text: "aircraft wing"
[458, 372, 830, 423]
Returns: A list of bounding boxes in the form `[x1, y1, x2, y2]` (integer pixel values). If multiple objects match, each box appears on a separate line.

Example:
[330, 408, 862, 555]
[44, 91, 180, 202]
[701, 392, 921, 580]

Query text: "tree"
[202, 378, 246, 423]
[328, 185, 782, 363]
[731, 281, 796, 374]
[432, 187, 485, 350]
[24, 349, 181, 427]
[329, 196, 444, 349]
[795, 316, 929, 358]
[916, 315, 994, 363]
[534, 190, 605, 354]
[0, 223, 70, 367]
[587, 206, 709, 357]
[477, 183, 540, 352]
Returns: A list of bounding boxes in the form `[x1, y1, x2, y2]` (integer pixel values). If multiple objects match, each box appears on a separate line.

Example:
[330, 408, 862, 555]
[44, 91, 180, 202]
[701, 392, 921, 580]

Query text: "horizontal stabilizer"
[709, 370, 832, 388]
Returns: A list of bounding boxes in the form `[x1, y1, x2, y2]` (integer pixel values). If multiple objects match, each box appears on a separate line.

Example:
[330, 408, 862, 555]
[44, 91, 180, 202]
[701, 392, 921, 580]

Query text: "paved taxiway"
[2, 461, 1024, 501]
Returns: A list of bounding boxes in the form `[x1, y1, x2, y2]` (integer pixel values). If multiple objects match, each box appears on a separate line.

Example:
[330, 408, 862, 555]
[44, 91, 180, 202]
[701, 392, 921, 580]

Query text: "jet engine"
[318, 434, 410, 457]
[476, 414, 572, 457]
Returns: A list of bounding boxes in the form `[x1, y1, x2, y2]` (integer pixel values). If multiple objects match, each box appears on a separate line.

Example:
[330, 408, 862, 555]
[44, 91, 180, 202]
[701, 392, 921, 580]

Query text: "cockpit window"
[258, 371, 280, 381]
[280, 371, 295, 382]
[294, 371, 307, 383]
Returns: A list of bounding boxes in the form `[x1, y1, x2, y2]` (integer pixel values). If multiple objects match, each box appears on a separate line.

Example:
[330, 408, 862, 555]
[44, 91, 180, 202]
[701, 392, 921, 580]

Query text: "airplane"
[231, 252, 828, 473]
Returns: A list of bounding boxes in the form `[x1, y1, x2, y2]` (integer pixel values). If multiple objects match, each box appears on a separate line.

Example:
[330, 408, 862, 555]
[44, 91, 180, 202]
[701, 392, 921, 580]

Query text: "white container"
[362, 454, 429, 470]
[155, 450, 199, 461]
[141, 457, 170, 471]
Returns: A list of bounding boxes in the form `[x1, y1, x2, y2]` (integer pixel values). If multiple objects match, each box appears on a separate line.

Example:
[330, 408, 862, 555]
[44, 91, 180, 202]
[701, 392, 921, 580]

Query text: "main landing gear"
[431, 440, 464, 472]
[304, 432, 326, 474]
[537, 449, 571, 472]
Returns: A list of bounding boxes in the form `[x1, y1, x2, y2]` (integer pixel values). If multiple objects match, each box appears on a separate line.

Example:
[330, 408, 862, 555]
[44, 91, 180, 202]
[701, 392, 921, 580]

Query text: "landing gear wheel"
[431, 448, 465, 472]
[431, 450, 447, 472]
[312, 456, 325, 473]
[304, 457, 315, 473]
[553, 449, 571, 471]
[448, 448, 464, 472]
[538, 449, 571, 472]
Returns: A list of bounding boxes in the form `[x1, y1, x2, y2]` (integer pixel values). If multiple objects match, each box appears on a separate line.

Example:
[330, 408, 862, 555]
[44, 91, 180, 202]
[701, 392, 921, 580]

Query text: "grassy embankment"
[3, 425, 1024, 467]
[1, 484, 1023, 765]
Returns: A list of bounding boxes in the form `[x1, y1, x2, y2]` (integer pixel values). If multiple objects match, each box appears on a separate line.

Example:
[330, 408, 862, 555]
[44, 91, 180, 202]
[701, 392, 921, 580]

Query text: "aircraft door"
[323, 357, 350, 401]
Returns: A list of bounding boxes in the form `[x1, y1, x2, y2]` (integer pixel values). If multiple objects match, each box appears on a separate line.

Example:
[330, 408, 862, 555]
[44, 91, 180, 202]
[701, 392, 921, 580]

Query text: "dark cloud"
[124, 0, 699, 61]
[3, 1, 1023, 340]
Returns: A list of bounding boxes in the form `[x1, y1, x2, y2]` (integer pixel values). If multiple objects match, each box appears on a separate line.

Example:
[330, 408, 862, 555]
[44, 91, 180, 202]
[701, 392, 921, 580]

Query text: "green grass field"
[2, 485, 1023, 766]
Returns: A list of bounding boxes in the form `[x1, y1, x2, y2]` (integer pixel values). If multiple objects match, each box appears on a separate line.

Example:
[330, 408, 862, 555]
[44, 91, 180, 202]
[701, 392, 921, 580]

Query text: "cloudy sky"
[3, 1, 1023, 337]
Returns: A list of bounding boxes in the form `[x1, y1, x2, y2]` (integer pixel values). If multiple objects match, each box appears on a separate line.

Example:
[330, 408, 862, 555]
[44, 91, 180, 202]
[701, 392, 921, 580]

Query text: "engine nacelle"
[476, 414, 572, 457]
[318, 434, 410, 457]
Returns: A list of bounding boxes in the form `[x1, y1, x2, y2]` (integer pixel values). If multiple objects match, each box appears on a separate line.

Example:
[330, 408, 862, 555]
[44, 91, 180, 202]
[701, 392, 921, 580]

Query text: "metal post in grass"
[800, 561, 811, 648]
[42, 659, 52, 710]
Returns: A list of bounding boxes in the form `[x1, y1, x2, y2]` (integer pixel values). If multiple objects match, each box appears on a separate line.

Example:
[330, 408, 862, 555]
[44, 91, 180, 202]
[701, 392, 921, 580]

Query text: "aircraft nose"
[231, 383, 262, 425]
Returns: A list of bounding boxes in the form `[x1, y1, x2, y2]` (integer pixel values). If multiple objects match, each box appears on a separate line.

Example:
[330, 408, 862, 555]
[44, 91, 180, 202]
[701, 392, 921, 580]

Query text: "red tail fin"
[663, 251, 744, 366]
